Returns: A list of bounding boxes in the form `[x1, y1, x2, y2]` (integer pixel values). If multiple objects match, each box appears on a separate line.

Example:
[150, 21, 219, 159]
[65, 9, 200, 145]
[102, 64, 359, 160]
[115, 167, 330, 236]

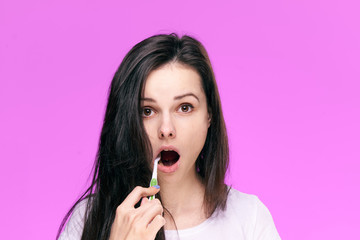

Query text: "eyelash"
[178, 103, 194, 113]
[141, 107, 155, 117]
[141, 104, 194, 118]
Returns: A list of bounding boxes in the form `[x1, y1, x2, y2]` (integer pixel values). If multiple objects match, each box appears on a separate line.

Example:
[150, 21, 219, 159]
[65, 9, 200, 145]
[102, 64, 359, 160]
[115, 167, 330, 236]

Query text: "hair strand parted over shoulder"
[57, 33, 229, 240]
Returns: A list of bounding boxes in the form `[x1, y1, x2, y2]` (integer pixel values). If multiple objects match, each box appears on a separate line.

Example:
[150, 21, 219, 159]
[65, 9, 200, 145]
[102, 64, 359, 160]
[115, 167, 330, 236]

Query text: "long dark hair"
[57, 33, 229, 240]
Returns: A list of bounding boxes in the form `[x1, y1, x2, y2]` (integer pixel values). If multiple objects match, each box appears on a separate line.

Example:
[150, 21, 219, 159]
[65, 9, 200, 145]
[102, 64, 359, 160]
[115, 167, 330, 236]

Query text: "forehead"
[143, 63, 204, 97]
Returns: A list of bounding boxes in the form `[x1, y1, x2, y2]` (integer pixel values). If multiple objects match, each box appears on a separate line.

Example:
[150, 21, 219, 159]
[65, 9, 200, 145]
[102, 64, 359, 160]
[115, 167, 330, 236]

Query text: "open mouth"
[159, 150, 180, 166]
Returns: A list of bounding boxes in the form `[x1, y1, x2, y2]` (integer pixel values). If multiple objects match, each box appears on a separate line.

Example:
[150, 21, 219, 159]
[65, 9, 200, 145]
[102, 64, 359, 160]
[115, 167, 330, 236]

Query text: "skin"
[142, 63, 210, 229]
[109, 186, 165, 240]
[109, 62, 210, 239]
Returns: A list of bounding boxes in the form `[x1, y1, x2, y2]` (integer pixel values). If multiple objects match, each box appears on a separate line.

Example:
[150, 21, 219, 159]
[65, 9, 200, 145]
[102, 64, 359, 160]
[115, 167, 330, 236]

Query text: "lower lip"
[157, 159, 180, 173]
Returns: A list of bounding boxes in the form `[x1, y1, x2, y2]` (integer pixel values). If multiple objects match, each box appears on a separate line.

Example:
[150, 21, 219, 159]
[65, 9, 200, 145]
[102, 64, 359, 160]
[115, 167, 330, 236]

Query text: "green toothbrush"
[149, 157, 160, 200]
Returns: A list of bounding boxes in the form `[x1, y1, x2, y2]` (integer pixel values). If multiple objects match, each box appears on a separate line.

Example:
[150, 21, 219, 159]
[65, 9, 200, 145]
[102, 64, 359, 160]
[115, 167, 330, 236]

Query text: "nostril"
[159, 130, 175, 138]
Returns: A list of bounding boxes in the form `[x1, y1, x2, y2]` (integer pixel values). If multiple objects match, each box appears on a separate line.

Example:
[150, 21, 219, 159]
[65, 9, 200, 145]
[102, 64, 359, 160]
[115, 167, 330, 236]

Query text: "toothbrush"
[149, 157, 160, 200]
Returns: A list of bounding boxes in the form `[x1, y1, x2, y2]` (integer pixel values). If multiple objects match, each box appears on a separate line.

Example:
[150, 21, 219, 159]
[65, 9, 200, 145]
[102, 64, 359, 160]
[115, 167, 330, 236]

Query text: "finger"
[147, 215, 166, 239]
[140, 197, 149, 206]
[137, 199, 163, 227]
[123, 186, 160, 208]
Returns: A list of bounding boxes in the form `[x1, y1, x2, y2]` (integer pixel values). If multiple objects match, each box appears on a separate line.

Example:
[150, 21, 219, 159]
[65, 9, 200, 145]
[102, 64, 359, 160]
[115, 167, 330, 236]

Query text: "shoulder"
[58, 199, 88, 240]
[227, 187, 259, 205]
[226, 187, 262, 215]
[224, 187, 281, 239]
[225, 188, 263, 224]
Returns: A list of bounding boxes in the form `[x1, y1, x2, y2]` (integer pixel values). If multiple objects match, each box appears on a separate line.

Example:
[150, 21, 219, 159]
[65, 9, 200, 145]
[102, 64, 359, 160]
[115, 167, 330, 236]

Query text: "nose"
[158, 113, 176, 139]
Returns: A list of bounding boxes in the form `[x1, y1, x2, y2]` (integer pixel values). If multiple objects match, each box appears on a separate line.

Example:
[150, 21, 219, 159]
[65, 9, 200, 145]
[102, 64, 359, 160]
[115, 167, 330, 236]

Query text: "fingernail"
[154, 185, 160, 189]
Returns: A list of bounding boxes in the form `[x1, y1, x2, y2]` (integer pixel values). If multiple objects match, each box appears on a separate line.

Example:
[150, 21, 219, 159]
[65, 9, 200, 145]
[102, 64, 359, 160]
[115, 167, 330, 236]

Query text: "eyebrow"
[141, 92, 200, 102]
[174, 93, 200, 102]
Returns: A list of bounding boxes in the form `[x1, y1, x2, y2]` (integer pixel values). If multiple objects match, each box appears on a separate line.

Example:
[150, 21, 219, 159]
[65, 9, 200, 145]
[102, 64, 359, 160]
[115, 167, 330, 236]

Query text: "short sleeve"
[58, 200, 87, 240]
[253, 197, 281, 240]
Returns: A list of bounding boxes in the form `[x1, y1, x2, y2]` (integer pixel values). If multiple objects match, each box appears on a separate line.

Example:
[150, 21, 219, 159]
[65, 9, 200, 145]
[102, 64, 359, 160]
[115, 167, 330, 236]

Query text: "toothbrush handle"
[149, 178, 158, 200]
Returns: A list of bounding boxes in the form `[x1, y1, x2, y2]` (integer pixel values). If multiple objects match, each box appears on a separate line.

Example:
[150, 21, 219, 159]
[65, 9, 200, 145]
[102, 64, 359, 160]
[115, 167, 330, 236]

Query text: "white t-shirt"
[59, 188, 281, 240]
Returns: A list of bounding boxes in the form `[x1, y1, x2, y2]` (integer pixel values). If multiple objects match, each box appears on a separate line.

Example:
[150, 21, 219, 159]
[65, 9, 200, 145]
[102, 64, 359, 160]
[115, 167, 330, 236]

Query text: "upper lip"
[154, 145, 180, 161]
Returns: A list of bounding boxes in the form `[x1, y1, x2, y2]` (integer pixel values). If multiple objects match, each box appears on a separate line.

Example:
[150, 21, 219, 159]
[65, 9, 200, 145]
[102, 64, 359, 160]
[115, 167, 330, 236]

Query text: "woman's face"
[141, 63, 210, 184]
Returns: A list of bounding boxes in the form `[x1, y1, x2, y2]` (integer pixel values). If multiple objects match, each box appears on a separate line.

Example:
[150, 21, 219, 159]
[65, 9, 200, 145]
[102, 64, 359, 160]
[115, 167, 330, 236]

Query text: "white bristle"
[152, 157, 160, 179]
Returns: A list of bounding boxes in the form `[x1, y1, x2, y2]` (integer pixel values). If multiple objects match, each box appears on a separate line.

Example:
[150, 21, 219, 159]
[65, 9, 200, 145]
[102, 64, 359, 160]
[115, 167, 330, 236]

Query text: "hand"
[109, 186, 165, 240]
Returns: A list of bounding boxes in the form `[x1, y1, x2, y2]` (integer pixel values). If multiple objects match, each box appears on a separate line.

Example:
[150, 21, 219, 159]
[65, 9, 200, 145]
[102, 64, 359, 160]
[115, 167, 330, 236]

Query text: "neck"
[158, 168, 207, 229]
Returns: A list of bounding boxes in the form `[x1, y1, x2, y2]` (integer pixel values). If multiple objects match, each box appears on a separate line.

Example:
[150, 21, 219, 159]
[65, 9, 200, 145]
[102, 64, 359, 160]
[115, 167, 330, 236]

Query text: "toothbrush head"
[151, 157, 160, 179]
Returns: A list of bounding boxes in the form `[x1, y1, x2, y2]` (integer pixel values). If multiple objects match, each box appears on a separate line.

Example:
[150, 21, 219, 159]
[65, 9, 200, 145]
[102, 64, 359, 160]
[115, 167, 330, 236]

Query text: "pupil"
[182, 105, 188, 111]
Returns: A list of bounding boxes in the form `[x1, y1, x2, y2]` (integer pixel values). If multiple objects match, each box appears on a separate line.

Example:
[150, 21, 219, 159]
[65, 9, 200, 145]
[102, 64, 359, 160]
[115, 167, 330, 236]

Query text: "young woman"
[57, 34, 281, 240]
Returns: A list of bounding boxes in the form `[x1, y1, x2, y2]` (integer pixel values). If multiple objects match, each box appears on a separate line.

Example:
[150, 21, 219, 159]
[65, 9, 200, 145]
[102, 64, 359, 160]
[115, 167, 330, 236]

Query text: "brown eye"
[142, 108, 153, 117]
[179, 104, 193, 113]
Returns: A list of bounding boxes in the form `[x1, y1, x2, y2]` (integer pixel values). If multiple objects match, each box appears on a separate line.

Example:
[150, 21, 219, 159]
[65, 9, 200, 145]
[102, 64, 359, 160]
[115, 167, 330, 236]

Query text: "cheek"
[184, 119, 208, 153]
[143, 121, 157, 143]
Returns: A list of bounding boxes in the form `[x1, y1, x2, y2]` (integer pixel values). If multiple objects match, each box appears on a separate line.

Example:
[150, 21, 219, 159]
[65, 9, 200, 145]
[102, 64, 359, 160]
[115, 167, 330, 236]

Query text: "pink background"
[1, 0, 359, 239]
